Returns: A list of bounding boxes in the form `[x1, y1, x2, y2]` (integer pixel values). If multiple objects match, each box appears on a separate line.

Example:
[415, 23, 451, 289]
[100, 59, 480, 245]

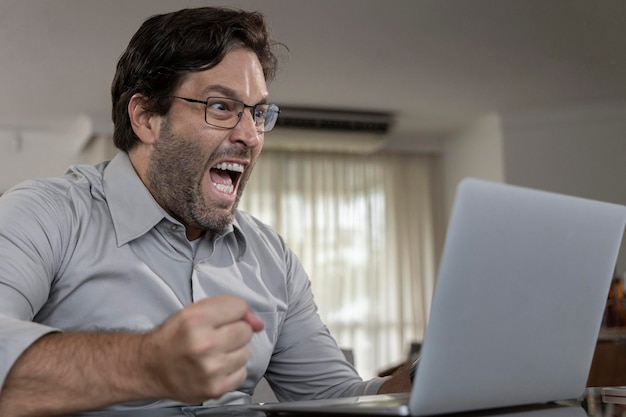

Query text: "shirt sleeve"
[0, 183, 65, 390]
[265, 248, 387, 401]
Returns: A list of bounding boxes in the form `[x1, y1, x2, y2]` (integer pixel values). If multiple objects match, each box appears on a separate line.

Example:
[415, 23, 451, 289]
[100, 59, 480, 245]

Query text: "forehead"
[179, 48, 268, 101]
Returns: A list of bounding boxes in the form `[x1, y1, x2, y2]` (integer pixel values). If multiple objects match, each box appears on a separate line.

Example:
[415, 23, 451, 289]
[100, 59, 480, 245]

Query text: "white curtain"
[240, 150, 442, 378]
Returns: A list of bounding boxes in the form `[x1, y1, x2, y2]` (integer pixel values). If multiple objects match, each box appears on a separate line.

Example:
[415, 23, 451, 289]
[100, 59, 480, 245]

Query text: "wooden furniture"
[587, 328, 626, 387]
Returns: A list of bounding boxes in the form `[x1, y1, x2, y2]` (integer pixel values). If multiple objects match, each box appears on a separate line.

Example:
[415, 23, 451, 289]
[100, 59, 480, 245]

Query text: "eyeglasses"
[172, 96, 280, 133]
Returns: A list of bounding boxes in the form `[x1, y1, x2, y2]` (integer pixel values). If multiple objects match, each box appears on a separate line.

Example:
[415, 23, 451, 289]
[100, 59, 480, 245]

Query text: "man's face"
[144, 48, 268, 238]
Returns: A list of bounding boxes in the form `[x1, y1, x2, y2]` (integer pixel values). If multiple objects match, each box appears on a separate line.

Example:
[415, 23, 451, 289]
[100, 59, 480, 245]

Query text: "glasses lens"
[205, 97, 240, 128]
[203, 97, 280, 132]
[260, 104, 280, 132]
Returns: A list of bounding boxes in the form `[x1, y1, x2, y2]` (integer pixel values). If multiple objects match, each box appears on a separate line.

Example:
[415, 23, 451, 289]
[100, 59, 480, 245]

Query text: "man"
[0, 7, 411, 416]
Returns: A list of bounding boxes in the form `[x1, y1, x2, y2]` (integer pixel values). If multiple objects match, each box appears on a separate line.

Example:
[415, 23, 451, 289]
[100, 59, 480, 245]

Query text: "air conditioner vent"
[275, 106, 392, 133]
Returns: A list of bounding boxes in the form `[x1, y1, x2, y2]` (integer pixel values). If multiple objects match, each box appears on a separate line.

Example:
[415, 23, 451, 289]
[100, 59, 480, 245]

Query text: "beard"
[145, 118, 253, 234]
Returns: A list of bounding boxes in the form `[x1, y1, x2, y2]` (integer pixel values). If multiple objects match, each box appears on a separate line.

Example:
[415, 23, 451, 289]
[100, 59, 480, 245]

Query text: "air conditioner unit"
[266, 106, 393, 153]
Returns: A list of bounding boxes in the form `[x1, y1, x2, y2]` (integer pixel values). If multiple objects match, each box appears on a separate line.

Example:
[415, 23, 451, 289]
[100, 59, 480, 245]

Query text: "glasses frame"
[172, 96, 280, 133]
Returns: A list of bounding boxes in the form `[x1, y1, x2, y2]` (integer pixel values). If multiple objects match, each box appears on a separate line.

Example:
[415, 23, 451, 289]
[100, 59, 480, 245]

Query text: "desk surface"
[68, 396, 613, 417]
[66, 389, 619, 417]
[71, 405, 584, 417]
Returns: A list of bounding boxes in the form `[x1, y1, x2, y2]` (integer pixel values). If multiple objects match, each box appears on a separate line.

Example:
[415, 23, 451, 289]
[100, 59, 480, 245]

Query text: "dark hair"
[111, 7, 280, 151]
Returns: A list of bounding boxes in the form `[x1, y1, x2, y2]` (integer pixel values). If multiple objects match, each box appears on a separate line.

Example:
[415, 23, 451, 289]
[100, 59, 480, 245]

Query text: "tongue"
[209, 168, 233, 186]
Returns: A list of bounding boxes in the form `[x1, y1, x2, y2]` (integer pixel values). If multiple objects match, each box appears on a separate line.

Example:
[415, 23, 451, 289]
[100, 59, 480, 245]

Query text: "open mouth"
[209, 162, 245, 195]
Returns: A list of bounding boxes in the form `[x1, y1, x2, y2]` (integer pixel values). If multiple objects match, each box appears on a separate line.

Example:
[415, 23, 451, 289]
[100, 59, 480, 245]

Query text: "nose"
[230, 108, 261, 148]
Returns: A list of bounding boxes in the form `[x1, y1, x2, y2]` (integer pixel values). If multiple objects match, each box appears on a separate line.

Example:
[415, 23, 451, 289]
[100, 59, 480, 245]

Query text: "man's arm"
[0, 295, 264, 417]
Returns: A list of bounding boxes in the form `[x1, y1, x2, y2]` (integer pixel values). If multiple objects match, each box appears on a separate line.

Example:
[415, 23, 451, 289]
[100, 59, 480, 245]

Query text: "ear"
[128, 94, 159, 145]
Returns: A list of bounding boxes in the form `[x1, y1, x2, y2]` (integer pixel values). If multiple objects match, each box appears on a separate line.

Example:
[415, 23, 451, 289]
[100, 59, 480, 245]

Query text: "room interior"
[1, 0, 626, 386]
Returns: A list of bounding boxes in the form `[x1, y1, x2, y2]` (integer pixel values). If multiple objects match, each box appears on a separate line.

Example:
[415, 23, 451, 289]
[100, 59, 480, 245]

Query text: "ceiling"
[1, 0, 625, 152]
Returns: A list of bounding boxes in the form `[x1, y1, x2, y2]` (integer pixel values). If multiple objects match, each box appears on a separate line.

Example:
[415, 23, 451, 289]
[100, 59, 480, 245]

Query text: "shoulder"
[0, 162, 109, 226]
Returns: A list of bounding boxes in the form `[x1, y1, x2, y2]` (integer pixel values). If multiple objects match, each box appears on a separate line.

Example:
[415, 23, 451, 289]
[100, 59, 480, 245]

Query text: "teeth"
[214, 162, 244, 173]
[214, 183, 234, 194]
[212, 162, 242, 195]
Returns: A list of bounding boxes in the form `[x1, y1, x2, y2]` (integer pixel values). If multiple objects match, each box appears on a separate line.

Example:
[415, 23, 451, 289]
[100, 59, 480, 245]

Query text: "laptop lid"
[253, 179, 626, 416]
[410, 178, 626, 415]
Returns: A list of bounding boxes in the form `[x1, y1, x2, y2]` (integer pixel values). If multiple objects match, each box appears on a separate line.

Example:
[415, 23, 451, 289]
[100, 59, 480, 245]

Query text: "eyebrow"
[200, 84, 269, 105]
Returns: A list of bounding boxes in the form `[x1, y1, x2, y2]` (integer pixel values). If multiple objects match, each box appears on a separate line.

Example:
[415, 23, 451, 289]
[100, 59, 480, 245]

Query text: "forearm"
[0, 295, 264, 417]
[0, 331, 158, 417]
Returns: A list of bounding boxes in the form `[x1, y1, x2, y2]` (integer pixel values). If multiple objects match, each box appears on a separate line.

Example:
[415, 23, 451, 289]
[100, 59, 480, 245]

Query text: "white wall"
[502, 101, 626, 203]
[0, 115, 116, 193]
[441, 112, 505, 218]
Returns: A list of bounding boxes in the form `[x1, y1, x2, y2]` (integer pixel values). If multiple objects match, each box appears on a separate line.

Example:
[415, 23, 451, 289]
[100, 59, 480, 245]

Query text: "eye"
[254, 107, 268, 120]
[205, 98, 238, 122]
[207, 100, 232, 112]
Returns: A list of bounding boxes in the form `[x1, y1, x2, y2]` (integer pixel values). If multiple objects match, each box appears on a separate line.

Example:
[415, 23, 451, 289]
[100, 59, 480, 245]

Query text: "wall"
[0, 115, 117, 193]
[441, 112, 506, 219]
[502, 101, 626, 204]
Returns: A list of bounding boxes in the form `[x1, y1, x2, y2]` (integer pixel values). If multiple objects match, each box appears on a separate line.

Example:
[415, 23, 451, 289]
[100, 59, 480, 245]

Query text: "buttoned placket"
[139, 220, 197, 305]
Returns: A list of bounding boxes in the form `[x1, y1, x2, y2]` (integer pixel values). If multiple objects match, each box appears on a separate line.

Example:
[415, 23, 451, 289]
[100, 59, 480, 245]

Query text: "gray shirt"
[0, 152, 384, 410]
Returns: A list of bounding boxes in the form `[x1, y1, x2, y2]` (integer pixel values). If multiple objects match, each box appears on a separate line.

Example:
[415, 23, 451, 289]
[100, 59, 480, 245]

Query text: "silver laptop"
[252, 178, 626, 416]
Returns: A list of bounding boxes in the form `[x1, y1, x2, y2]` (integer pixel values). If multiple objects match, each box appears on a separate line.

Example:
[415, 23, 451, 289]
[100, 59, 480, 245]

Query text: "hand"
[142, 295, 265, 403]
[377, 360, 413, 394]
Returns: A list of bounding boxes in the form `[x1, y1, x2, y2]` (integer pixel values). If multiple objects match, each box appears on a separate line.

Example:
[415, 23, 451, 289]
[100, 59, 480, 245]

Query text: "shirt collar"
[226, 215, 248, 259]
[103, 151, 246, 250]
[103, 152, 168, 246]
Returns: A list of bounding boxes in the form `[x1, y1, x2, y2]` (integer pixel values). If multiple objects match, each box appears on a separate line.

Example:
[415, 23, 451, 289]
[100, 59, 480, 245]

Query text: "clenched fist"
[141, 295, 265, 402]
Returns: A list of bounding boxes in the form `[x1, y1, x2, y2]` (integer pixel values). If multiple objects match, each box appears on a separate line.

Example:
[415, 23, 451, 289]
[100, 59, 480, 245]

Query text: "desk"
[62, 385, 626, 417]
[70, 404, 587, 417]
